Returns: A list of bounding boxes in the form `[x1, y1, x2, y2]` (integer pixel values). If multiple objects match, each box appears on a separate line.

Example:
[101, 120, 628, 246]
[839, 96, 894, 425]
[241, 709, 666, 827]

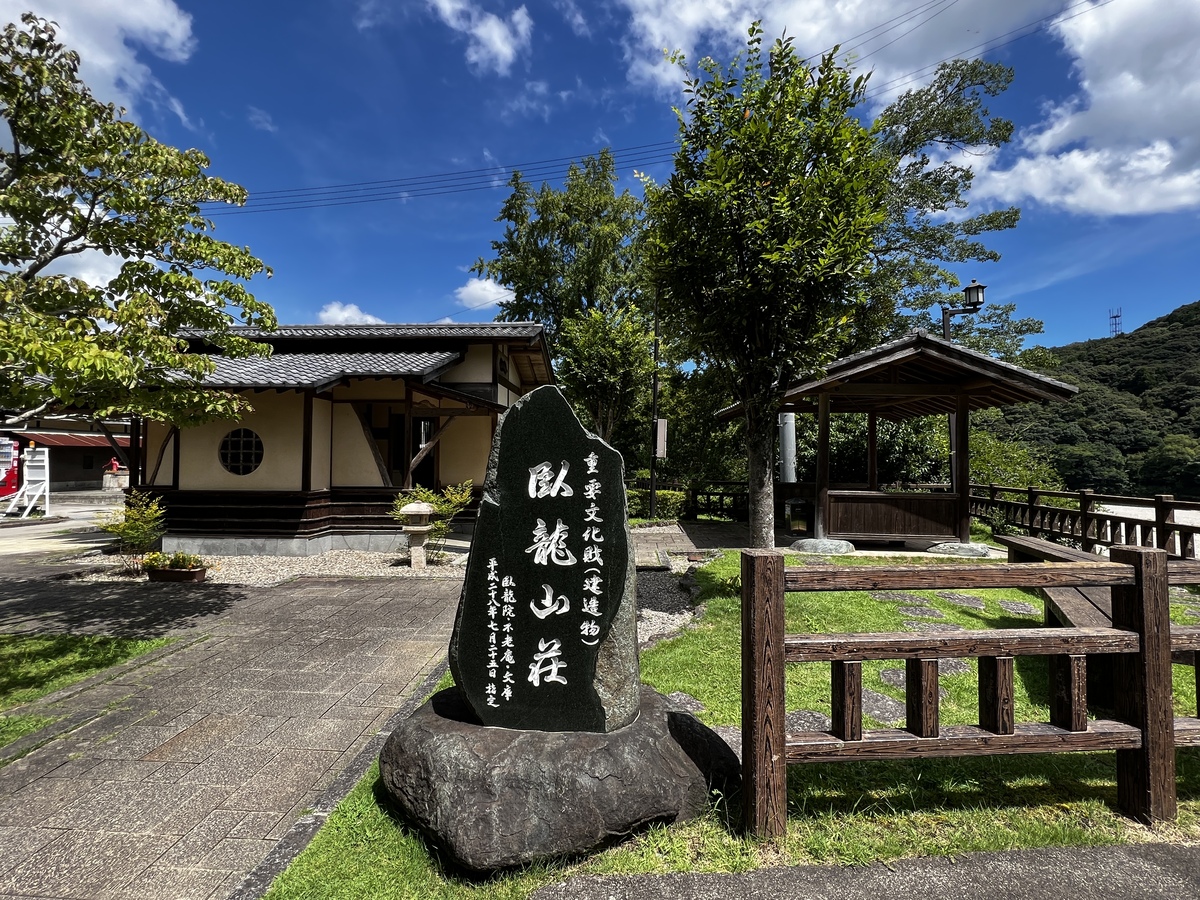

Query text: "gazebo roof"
[772, 330, 1077, 421]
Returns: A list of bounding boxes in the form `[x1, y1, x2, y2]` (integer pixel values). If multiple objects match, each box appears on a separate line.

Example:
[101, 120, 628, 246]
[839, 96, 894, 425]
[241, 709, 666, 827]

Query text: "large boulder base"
[378, 685, 740, 874]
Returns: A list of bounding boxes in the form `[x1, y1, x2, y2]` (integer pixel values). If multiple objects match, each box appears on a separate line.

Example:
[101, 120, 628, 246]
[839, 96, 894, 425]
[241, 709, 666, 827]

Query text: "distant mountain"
[989, 300, 1200, 498]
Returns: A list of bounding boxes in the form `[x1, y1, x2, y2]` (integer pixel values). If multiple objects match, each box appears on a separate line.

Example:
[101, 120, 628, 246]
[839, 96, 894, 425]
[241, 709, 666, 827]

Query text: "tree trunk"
[746, 408, 776, 549]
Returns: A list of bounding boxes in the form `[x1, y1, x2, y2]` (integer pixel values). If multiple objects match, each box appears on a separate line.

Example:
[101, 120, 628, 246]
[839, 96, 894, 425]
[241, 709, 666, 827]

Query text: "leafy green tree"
[1139, 434, 1200, 498]
[472, 149, 643, 345]
[0, 14, 275, 430]
[644, 25, 891, 547]
[865, 59, 1022, 344]
[555, 305, 654, 444]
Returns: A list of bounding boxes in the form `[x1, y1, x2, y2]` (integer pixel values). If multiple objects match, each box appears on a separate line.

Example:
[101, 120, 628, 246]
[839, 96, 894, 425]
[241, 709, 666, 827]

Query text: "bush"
[390, 481, 473, 557]
[626, 488, 687, 520]
[97, 491, 165, 571]
[141, 551, 204, 571]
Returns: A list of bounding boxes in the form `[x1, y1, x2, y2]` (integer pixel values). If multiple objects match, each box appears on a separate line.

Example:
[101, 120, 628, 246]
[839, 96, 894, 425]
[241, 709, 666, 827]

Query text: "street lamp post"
[941, 280, 986, 504]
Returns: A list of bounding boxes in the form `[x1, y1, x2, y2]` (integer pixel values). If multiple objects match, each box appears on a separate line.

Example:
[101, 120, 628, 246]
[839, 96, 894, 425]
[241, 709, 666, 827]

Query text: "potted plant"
[142, 550, 208, 583]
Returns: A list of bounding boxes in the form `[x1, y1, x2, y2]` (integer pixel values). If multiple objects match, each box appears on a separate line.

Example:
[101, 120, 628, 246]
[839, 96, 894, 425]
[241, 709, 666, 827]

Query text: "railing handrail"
[739, 546, 1179, 838]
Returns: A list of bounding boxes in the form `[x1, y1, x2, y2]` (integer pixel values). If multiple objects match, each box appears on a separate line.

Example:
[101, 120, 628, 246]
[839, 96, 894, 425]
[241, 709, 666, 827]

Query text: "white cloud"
[504, 80, 552, 119]
[612, 0, 1200, 216]
[426, 0, 533, 76]
[974, 0, 1200, 215]
[0, 0, 197, 126]
[318, 302, 386, 325]
[554, 0, 589, 37]
[45, 251, 126, 289]
[454, 278, 513, 312]
[247, 106, 278, 134]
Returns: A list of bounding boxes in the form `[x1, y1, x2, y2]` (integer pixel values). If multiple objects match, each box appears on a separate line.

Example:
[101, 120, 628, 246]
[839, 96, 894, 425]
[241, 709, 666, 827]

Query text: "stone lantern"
[399, 501, 435, 570]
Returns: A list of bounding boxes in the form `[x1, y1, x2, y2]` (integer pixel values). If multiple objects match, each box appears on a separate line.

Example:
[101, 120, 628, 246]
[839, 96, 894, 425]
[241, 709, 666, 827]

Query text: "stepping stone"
[898, 605, 944, 619]
[791, 538, 855, 555]
[871, 591, 928, 604]
[861, 689, 905, 725]
[879, 668, 948, 699]
[786, 709, 832, 732]
[711, 725, 742, 762]
[666, 691, 705, 713]
[904, 621, 966, 633]
[938, 658, 972, 677]
[999, 600, 1039, 617]
[937, 592, 986, 610]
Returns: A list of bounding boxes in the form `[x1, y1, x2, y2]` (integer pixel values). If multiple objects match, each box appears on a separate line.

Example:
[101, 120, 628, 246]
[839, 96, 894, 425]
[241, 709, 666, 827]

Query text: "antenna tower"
[1109, 307, 1123, 338]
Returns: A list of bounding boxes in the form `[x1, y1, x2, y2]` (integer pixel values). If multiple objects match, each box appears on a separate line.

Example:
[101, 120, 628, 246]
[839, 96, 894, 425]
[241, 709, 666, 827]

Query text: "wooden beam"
[867, 412, 878, 491]
[353, 404, 392, 487]
[402, 416, 456, 490]
[815, 394, 830, 540]
[741, 550, 787, 838]
[301, 390, 313, 492]
[784, 561, 1134, 593]
[956, 392, 971, 541]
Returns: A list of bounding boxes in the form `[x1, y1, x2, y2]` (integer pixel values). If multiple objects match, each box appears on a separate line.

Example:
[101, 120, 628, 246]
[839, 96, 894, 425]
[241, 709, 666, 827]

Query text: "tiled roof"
[187, 323, 544, 340]
[202, 352, 460, 390]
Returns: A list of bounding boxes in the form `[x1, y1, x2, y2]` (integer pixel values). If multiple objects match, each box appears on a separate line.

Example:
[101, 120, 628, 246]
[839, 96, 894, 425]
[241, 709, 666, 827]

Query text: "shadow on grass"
[0, 633, 165, 702]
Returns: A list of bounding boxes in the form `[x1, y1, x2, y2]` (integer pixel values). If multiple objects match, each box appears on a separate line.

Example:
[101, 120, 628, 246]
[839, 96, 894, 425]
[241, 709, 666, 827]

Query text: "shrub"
[627, 488, 687, 520]
[96, 491, 165, 572]
[141, 551, 204, 571]
[390, 481, 473, 557]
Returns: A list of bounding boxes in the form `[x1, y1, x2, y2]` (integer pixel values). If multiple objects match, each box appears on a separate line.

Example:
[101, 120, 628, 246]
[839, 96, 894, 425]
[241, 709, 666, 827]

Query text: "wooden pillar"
[1111, 545, 1175, 823]
[814, 394, 830, 540]
[1155, 495, 1175, 556]
[955, 394, 970, 542]
[905, 659, 939, 738]
[741, 549, 787, 837]
[867, 412, 878, 491]
[978, 656, 1015, 735]
[1079, 490, 1095, 553]
[301, 390, 314, 493]
[128, 417, 142, 489]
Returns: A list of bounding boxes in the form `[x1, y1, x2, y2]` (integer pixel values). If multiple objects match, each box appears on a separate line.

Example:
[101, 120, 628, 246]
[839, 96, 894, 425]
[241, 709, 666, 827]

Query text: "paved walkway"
[0, 569, 459, 899]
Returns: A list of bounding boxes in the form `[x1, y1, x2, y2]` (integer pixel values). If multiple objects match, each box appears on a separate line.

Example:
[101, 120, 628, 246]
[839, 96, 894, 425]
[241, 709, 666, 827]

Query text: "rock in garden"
[999, 600, 1039, 617]
[786, 709, 832, 732]
[791, 538, 855, 555]
[904, 621, 966, 633]
[936, 591, 985, 609]
[897, 605, 944, 619]
[378, 686, 740, 874]
[861, 689, 905, 725]
[927, 541, 992, 558]
[879, 668, 948, 699]
[448, 385, 639, 732]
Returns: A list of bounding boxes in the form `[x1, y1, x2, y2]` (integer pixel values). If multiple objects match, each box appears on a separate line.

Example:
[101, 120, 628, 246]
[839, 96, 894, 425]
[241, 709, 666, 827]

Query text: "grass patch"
[263, 550, 1200, 898]
[0, 633, 173, 751]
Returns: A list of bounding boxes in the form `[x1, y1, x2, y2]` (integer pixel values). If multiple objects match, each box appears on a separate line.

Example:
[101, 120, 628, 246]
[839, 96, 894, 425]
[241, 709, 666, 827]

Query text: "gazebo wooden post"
[815, 393, 830, 540]
[867, 412, 878, 491]
[955, 393, 970, 542]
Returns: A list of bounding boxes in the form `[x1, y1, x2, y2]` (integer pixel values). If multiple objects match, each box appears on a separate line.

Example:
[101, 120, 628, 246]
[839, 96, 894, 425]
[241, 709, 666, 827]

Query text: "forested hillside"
[988, 301, 1200, 498]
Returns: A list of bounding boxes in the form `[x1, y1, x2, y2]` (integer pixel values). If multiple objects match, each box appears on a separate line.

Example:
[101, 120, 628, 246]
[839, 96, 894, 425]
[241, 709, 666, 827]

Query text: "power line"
[198, 0, 1118, 216]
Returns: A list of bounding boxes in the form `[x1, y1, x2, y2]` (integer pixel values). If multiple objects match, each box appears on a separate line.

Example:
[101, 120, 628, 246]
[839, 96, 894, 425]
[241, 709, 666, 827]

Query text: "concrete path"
[0, 570, 460, 899]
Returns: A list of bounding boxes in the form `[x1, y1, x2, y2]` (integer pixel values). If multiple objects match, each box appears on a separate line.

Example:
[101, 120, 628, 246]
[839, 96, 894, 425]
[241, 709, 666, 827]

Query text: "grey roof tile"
[202, 352, 459, 389]
[185, 322, 543, 340]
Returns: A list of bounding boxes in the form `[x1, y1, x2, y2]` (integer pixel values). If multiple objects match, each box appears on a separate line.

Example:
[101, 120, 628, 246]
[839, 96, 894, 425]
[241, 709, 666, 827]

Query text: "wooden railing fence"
[740, 546, 1200, 837]
[970, 483, 1200, 560]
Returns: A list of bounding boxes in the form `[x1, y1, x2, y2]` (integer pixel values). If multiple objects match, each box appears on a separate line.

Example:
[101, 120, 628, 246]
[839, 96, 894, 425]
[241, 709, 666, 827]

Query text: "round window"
[218, 428, 264, 476]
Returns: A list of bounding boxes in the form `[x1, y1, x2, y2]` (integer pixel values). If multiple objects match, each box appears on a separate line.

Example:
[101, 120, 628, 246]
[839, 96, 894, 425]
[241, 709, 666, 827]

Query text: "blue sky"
[6, 0, 1200, 348]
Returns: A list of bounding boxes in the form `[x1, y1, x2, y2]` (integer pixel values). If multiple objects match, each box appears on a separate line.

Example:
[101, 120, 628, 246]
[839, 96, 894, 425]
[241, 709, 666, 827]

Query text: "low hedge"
[626, 488, 687, 520]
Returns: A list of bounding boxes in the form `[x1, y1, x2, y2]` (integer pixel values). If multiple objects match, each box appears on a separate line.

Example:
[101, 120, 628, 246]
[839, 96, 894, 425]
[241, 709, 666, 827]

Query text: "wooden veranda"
[773, 331, 1078, 544]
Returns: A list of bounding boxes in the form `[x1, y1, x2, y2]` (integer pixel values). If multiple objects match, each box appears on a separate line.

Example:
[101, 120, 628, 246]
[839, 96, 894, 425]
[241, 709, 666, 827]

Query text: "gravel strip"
[74, 550, 467, 586]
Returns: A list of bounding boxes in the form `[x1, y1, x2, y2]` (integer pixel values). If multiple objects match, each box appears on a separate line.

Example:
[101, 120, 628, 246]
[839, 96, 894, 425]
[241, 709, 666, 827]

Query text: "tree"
[555, 305, 654, 444]
[472, 149, 643, 346]
[644, 25, 891, 547]
[863, 59, 1022, 348]
[0, 14, 275, 431]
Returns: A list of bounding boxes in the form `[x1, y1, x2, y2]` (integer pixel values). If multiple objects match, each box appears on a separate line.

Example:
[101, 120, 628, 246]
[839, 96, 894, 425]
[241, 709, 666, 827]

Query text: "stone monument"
[378, 386, 739, 874]
[448, 384, 639, 732]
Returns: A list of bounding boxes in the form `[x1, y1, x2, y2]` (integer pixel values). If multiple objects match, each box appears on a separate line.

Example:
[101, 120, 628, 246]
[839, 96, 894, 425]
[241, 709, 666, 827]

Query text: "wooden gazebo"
[773, 331, 1077, 543]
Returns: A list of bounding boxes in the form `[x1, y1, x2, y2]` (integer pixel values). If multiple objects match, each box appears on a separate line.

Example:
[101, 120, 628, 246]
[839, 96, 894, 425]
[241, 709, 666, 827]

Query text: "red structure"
[0, 439, 18, 500]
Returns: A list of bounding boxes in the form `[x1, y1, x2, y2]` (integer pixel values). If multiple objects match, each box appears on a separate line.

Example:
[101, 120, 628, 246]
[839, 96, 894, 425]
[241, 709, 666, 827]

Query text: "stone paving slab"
[0, 571, 461, 899]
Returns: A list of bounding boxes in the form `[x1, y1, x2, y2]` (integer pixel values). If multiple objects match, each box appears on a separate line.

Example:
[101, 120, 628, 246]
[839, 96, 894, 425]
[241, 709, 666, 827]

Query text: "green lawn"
[0, 633, 173, 751]
[261, 550, 1200, 899]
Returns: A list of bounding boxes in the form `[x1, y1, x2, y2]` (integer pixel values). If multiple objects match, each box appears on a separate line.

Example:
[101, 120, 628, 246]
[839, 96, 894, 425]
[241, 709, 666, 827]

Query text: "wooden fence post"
[741, 549, 787, 837]
[1079, 490, 1095, 552]
[1155, 495, 1175, 556]
[1027, 486, 1039, 535]
[1110, 545, 1176, 823]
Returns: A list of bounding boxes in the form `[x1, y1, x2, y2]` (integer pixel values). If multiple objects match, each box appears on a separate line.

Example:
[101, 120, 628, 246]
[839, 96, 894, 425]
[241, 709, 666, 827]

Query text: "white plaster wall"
[442, 344, 492, 383]
[331, 403, 385, 487]
[330, 380, 407, 401]
[311, 397, 332, 491]
[178, 392, 303, 490]
[439, 415, 492, 487]
[145, 420, 174, 486]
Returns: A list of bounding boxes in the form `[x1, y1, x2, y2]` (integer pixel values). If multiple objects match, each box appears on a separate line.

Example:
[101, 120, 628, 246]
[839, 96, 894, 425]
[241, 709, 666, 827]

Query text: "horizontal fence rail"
[740, 546, 1191, 838]
[971, 483, 1200, 561]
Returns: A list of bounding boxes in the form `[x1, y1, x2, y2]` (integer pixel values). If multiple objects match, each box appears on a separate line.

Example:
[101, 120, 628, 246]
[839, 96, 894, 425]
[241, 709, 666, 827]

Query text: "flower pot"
[146, 567, 207, 583]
